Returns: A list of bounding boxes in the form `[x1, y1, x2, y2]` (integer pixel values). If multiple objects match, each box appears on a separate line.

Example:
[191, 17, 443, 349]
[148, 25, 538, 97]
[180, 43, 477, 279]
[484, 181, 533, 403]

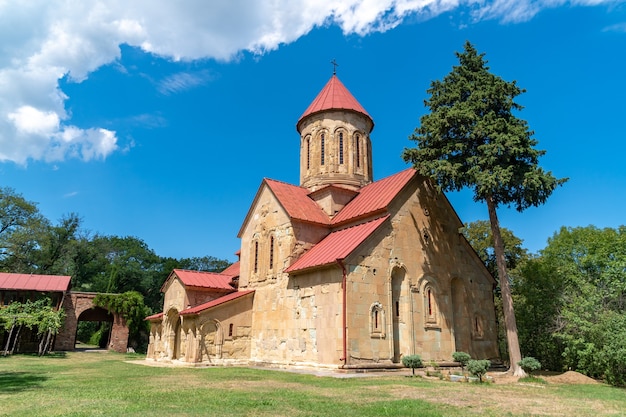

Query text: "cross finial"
[330, 59, 338, 75]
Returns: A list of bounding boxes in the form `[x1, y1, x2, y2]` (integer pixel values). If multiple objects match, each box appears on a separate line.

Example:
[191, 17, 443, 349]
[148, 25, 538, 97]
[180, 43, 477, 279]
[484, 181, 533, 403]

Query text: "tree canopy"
[403, 41, 566, 376]
[403, 41, 567, 210]
[0, 186, 232, 351]
[514, 225, 626, 386]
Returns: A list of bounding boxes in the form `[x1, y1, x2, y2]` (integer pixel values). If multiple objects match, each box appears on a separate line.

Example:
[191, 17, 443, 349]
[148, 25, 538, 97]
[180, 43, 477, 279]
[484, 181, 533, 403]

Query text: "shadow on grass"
[0, 371, 48, 392]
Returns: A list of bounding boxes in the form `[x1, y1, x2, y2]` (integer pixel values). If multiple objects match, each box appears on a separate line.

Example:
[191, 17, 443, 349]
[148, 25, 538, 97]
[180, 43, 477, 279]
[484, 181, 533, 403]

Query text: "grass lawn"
[1, 351, 625, 417]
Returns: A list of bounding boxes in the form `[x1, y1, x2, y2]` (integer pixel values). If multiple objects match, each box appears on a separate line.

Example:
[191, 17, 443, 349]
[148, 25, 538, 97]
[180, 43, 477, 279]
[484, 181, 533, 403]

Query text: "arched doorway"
[200, 320, 223, 362]
[391, 267, 407, 363]
[75, 306, 113, 349]
[165, 308, 181, 360]
[451, 278, 470, 353]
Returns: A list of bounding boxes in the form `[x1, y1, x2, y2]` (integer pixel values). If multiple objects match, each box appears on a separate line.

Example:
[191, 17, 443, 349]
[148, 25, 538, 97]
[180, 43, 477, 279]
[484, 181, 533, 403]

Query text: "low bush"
[518, 357, 541, 375]
[401, 354, 423, 376]
[452, 351, 471, 370]
[467, 359, 491, 382]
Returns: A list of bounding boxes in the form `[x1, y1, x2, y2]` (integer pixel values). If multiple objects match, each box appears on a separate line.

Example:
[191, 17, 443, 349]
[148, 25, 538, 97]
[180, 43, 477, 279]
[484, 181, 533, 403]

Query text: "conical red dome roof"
[297, 75, 372, 130]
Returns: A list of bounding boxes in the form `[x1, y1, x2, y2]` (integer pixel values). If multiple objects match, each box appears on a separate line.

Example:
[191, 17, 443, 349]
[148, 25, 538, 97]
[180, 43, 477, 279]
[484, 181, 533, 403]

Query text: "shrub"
[467, 359, 491, 382]
[452, 351, 471, 370]
[402, 354, 423, 376]
[518, 357, 541, 376]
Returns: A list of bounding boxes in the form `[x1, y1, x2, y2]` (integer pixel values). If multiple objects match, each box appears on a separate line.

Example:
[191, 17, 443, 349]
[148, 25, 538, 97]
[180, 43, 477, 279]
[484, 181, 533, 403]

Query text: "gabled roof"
[145, 312, 164, 321]
[0, 273, 71, 292]
[220, 261, 240, 277]
[285, 215, 390, 274]
[238, 178, 330, 237]
[297, 75, 372, 129]
[179, 290, 254, 316]
[161, 269, 235, 293]
[331, 168, 417, 226]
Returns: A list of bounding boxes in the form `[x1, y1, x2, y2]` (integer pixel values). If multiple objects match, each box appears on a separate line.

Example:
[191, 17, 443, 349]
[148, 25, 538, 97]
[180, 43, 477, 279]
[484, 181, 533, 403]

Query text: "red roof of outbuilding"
[180, 290, 254, 316]
[161, 269, 235, 292]
[297, 75, 372, 129]
[0, 273, 71, 292]
[285, 215, 390, 274]
[332, 168, 417, 226]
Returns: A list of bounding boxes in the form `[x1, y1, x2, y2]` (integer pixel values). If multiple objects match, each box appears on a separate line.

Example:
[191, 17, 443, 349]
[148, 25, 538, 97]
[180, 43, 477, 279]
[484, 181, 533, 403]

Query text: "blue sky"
[1, 1, 625, 263]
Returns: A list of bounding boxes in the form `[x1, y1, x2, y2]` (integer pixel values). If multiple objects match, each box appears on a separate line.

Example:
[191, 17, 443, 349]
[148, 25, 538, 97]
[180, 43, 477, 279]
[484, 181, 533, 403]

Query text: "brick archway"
[55, 292, 129, 353]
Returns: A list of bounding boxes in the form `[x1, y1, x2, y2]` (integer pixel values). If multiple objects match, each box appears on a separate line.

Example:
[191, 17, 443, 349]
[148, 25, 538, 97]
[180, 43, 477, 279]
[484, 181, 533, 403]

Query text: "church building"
[145, 74, 500, 369]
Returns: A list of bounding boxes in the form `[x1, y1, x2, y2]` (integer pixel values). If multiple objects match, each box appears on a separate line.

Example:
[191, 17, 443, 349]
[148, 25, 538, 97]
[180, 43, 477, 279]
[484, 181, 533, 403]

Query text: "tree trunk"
[3, 320, 16, 356]
[10, 325, 22, 355]
[486, 195, 526, 377]
[38, 332, 45, 356]
[42, 330, 53, 356]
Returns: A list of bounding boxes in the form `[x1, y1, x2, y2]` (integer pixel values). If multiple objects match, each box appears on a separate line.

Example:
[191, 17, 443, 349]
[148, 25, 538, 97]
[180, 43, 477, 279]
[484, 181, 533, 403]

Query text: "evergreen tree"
[403, 41, 567, 375]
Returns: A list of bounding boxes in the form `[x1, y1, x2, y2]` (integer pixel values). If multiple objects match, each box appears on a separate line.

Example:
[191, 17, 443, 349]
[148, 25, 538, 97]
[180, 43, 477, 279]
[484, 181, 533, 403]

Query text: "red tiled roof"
[145, 312, 164, 321]
[332, 168, 416, 226]
[285, 215, 390, 274]
[161, 269, 235, 292]
[298, 75, 372, 128]
[0, 273, 71, 292]
[220, 261, 240, 277]
[265, 179, 330, 225]
[180, 290, 254, 316]
[238, 178, 331, 237]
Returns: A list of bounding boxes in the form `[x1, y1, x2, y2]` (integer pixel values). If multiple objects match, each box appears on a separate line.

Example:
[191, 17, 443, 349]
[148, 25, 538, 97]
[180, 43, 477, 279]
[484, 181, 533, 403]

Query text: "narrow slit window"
[374, 310, 379, 329]
[355, 135, 360, 167]
[339, 132, 344, 164]
[395, 300, 400, 317]
[254, 241, 259, 273]
[269, 235, 274, 269]
[306, 138, 310, 170]
[229, 323, 234, 337]
[321, 134, 325, 165]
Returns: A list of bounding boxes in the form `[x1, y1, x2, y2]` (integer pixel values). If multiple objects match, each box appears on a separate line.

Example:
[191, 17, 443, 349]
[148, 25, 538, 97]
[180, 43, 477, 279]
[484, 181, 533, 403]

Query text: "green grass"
[1, 352, 625, 416]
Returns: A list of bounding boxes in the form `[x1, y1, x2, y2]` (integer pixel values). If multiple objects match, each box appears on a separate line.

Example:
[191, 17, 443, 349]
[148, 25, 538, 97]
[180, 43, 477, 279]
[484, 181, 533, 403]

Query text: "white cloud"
[0, 0, 619, 164]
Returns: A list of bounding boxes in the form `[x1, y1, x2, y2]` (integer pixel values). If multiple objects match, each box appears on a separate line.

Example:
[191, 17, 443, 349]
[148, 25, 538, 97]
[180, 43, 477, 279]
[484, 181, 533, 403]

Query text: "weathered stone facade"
[145, 74, 499, 368]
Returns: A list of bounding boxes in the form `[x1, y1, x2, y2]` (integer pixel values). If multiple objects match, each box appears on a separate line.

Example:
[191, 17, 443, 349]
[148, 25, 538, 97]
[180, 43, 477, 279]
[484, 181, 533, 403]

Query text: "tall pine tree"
[403, 41, 567, 376]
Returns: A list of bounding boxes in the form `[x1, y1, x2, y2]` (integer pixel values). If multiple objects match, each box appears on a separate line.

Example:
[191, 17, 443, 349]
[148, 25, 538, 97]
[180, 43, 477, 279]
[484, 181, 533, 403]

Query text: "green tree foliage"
[462, 220, 528, 278]
[0, 185, 232, 351]
[517, 357, 541, 375]
[93, 291, 150, 347]
[515, 226, 626, 386]
[0, 298, 65, 356]
[452, 351, 471, 370]
[401, 354, 423, 375]
[403, 41, 567, 375]
[467, 359, 491, 382]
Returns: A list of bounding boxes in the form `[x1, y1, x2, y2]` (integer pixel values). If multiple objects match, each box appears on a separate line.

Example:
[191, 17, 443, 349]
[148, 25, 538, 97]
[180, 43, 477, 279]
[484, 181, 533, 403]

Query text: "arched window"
[320, 133, 325, 165]
[269, 235, 274, 270]
[473, 315, 484, 339]
[355, 134, 360, 168]
[339, 132, 344, 164]
[370, 302, 385, 337]
[253, 241, 259, 274]
[306, 137, 310, 170]
[424, 285, 438, 326]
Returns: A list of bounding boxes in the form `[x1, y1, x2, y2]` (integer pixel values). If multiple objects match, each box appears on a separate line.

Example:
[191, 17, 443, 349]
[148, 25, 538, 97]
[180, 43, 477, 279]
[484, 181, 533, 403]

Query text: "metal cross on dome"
[331, 59, 338, 75]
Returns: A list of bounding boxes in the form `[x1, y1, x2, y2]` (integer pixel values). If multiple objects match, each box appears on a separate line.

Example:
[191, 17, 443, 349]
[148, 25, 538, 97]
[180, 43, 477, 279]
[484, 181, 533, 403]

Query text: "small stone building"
[1, 272, 129, 353]
[146, 75, 500, 368]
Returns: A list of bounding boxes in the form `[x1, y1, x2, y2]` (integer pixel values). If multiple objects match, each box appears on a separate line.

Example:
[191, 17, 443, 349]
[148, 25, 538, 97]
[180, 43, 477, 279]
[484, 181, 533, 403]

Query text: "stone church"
[145, 74, 499, 369]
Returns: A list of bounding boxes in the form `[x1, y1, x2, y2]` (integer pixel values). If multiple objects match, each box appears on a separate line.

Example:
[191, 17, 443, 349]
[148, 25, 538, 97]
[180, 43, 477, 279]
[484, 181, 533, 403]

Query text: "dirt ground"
[487, 370, 599, 385]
